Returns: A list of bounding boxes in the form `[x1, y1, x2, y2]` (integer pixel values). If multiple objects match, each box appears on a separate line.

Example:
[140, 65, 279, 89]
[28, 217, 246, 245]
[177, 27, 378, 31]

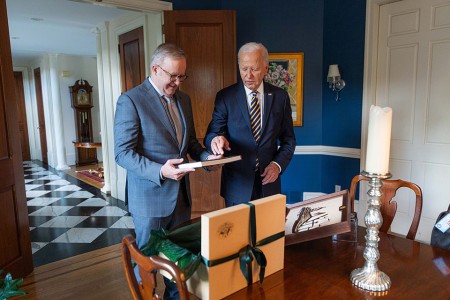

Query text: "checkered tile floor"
[24, 160, 135, 267]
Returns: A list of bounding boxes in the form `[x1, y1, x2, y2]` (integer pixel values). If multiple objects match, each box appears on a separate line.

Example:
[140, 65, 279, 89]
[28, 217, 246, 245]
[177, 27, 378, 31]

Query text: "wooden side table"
[72, 141, 101, 166]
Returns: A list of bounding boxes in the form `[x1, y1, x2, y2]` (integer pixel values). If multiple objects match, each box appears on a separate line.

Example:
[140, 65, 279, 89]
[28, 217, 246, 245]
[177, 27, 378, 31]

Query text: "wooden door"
[373, 0, 450, 242]
[118, 26, 146, 93]
[0, 0, 33, 277]
[34, 67, 47, 164]
[164, 10, 236, 217]
[13, 71, 30, 161]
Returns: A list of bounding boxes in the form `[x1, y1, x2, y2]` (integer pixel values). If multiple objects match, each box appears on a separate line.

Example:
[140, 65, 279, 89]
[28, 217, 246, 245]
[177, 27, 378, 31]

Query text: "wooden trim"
[0, 0, 33, 277]
[73, 141, 102, 148]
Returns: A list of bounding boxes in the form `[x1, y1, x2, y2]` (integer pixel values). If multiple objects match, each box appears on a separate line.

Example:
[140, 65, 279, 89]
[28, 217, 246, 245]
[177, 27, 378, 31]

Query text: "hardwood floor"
[20, 162, 195, 299]
[17, 243, 133, 299]
[17, 241, 186, 299]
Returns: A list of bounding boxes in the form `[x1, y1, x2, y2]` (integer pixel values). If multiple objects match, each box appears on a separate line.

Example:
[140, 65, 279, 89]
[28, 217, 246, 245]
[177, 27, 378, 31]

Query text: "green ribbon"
[203, 203, 284, 285]
[141, 204, 284, 284]
[240, 203, 263, 285]
[202, 231, 284, 268]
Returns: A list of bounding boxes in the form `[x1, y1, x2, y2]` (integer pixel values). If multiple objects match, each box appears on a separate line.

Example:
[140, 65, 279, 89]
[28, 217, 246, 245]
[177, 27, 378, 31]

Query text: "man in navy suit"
[114, 43, 219, 299]
[205, 42, 296, 206]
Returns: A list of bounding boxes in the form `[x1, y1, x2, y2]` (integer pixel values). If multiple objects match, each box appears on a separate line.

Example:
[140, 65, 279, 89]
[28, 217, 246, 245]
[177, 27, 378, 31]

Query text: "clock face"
[77, 89, 89, 105]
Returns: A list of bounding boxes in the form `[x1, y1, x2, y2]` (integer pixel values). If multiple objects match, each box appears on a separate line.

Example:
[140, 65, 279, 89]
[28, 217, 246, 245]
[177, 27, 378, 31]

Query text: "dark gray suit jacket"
[205, 82, 296, 205]
[114, 78, 209, 218]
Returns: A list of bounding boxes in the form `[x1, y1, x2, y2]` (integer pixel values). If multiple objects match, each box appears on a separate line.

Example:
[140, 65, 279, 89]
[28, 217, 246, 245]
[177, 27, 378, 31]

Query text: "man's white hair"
[238, 42, 269, 64]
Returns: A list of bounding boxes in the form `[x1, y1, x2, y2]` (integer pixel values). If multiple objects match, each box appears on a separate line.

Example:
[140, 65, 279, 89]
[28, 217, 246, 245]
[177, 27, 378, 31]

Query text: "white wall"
[13, 0, 171, 196]
[96, 10, 164, 198]
[13, 54, 102, 167]
[58, 55, 102, 165]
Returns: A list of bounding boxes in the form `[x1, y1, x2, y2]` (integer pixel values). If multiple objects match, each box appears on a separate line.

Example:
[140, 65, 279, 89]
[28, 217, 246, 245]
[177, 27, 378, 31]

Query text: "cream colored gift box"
[186, 194, 286, 300]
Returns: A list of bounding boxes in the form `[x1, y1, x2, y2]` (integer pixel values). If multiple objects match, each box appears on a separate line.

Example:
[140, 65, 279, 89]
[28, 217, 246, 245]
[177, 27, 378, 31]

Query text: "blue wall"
[169, 0, 221, 9]
[168, 0, 366, 203]
[321, 1, 366, 194]
[322, 1, 366, 148]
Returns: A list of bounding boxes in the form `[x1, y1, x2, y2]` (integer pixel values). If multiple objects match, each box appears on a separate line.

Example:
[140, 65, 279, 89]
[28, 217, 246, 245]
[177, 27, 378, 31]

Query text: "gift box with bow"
[141, 194, 286, 299]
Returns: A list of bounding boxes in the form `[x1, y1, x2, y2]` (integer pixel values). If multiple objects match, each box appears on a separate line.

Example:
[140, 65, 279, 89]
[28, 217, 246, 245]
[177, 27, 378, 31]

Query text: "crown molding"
[69, 0, 173, 12]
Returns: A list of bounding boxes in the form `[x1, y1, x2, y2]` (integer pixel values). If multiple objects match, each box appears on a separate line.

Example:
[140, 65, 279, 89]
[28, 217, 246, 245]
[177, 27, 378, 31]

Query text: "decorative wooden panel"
[164, 10, 236, 216]
[0, 0, 33, 277]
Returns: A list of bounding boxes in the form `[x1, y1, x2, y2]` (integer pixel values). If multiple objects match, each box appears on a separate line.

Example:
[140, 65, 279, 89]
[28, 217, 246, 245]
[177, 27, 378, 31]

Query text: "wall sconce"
[327, 64, 346, 101]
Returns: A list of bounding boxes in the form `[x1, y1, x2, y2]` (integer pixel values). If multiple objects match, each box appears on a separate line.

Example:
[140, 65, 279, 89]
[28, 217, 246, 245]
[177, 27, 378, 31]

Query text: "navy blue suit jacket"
[205, 82, 296, 205]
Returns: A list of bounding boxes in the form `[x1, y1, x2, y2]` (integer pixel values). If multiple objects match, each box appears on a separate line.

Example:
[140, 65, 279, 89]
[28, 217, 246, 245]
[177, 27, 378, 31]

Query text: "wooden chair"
[121, 235, 190, 300]
[349, 175, 423, 240]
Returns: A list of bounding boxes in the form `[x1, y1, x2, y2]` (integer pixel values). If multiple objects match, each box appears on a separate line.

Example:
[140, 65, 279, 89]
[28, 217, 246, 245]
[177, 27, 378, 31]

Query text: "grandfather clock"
[70, 79, 98, 166]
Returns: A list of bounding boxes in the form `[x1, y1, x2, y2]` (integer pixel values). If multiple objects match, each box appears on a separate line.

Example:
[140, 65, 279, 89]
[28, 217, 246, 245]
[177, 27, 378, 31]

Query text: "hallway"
[24, 160, 135, 267]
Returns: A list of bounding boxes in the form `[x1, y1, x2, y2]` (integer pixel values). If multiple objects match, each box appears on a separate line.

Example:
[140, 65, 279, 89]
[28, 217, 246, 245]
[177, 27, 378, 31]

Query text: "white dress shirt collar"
[243, 83, 264, 98]
[148, 77, 166, 99]
[244, 83, 264, 114]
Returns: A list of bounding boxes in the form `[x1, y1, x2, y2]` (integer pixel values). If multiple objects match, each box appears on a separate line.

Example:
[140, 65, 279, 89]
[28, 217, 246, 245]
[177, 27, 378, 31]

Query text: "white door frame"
[357, 0, 402, 218]
[93, 0, 172, 199]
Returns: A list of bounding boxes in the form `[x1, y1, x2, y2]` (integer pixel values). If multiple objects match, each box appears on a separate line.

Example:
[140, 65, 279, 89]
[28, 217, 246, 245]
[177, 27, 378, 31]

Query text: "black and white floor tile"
[24, 160, 135, 267]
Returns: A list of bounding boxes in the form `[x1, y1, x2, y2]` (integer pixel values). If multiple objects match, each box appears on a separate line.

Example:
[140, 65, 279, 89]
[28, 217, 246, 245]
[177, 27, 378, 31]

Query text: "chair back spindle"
[122, 235, 190, 300]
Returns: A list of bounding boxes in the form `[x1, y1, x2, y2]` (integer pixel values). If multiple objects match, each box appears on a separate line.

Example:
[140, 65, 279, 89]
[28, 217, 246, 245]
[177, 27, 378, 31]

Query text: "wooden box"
[186, 194, 286, 300]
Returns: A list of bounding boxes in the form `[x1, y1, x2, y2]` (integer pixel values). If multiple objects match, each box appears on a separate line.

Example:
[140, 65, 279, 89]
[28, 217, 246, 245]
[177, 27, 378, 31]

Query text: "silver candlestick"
[350, 171, 391, 291]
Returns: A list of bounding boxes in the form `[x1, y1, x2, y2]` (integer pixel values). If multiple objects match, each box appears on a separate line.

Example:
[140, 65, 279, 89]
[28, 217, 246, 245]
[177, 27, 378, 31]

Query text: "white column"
[48, 54, 69, 170]
[95, 27, 111, 194]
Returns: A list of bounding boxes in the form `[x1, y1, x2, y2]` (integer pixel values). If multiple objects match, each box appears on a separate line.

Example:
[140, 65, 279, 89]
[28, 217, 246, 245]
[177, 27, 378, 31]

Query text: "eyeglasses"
[157, 65, 188, 82]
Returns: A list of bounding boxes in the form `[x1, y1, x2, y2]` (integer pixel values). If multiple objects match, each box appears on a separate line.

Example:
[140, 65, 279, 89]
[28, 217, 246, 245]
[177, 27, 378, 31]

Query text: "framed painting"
[284, 190, 351, 245]
[264, 52, 304, 126]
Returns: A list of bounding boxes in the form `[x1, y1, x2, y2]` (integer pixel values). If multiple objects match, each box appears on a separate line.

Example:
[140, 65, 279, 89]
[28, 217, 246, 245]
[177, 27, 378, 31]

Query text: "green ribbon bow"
[238, 203, 266, 285]
[141, 203, 284, 285]
[204, 203, 284, 285]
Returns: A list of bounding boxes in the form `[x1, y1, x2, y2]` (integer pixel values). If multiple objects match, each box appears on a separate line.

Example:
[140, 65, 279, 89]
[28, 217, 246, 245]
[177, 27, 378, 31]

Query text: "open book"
[178, 155, 242, 169]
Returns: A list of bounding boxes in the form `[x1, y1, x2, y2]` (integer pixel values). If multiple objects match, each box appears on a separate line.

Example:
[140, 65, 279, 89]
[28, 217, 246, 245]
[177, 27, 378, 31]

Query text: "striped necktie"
[250, 92, 261, 142]
[250, 92, 261, 169]
[162, 96, 183, 146]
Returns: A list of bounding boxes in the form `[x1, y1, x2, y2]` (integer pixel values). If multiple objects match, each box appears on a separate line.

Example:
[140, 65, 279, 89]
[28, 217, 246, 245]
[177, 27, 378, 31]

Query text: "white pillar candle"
[365, 105, 393, 174]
